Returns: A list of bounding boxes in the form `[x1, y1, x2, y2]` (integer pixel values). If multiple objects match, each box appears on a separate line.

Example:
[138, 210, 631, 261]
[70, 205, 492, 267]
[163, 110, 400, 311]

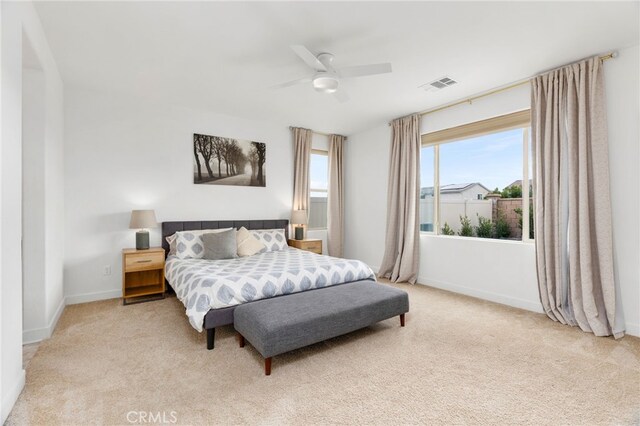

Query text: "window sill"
[419, 232, 534, 245]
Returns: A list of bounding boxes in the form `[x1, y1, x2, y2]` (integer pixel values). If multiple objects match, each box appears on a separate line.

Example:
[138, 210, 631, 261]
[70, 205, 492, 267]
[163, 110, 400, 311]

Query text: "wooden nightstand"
[122, 247, 165, 305]
[287, 239, 322, 255]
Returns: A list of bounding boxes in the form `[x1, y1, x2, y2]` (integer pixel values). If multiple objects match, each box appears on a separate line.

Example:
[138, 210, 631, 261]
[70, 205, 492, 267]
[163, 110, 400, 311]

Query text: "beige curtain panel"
[378, 114, 421, 284]
[291, 127, 313, 216]
[327, 134, 346, 257]
[531, 56, 623, 338]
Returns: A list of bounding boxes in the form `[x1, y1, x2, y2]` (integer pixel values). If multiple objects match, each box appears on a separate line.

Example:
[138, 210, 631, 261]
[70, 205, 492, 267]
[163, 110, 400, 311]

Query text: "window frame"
[420, 110, 534, 243]
[308, 149, 329, 230]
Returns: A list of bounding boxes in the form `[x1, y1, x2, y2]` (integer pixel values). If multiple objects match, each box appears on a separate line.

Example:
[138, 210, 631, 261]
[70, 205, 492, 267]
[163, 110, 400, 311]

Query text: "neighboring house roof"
[440, 183, 490, 193]
[420, 182, 490, 197]
[506, 179, 532, 188]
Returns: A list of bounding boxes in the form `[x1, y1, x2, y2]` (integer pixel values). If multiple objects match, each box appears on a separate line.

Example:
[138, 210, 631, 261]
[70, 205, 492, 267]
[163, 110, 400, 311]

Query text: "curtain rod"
[389, 51, 618, 125]
[288, 126, 347, 139]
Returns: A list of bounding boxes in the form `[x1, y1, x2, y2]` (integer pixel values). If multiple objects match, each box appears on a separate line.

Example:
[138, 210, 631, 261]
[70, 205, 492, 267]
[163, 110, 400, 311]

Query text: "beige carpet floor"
[22, 343, 40, 370]
[6, 282, 640, 425]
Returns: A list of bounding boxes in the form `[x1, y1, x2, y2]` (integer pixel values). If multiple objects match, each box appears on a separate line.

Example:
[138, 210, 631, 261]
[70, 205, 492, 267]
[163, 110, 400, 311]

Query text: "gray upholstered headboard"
[161, 219, 289, 256]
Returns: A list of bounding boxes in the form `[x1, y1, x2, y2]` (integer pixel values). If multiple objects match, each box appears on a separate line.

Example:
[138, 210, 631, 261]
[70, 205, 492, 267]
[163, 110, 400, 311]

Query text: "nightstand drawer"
[124, 251, 164, 272]
[299, 241, 321, 251]
[288, 239, 322, 254]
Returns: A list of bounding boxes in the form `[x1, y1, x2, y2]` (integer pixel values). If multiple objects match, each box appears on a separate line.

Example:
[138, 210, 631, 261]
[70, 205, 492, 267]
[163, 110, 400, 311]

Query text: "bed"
[162, 220, 376, 349]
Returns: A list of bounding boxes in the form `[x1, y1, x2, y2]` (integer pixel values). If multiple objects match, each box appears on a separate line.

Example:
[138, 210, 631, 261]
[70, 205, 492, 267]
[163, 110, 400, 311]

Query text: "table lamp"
[129, 209, 158, 250]
[291, 210, 308, 240]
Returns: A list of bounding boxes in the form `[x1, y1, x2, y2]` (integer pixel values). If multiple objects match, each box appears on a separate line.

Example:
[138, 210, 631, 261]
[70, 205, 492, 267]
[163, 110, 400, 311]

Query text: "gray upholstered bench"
[234, 280, 409, 375]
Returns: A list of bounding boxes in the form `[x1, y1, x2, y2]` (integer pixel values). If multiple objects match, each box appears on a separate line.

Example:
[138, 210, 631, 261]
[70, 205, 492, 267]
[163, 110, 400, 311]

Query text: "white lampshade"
[291, 210, 308, 226]
[129, 209, 158, 229]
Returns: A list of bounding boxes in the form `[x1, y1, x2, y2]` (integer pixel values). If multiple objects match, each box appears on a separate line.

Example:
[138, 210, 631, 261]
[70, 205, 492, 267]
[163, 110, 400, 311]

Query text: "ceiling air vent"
[419, 76, 458, 91]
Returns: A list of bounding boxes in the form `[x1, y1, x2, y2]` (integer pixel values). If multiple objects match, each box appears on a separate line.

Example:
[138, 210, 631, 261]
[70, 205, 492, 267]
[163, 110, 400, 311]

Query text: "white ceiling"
[34, 1, 639, 135]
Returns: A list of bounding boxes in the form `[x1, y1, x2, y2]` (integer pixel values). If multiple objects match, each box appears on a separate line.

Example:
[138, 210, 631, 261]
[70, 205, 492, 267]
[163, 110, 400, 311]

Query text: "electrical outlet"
[104, 265, 112, 276]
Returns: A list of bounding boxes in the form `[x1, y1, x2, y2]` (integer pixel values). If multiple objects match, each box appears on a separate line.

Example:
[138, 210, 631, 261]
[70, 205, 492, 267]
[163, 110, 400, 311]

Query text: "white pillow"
[236, 227, 266, 257]
[167, 228, 233, 258]
[250, 229, 287, 252]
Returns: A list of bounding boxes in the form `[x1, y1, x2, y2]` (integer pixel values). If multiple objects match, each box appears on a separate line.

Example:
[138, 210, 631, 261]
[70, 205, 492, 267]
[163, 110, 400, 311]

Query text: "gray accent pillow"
[202, 229, 238, 260]
[168, 228, 233, 258]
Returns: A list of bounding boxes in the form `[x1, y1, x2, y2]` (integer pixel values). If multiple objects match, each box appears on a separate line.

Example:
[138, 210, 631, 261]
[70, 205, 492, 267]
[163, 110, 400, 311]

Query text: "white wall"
[344, 123, 390, 268]
[64, 87, 294, 302]
[345, 45, 640, 336]
[1, 1, 65, 422]
[605, 45, 640, 336]
[22, 39, 65, 346]
[1, 2, 5, 419]
[306, 132, 329, 254]
[22, 68, 46, 341]
[311, 132, 329, 152]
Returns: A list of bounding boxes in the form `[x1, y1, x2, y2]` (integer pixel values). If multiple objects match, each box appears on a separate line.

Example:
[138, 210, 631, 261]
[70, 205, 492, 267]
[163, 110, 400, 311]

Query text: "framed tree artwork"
[193, 133, 266, 187]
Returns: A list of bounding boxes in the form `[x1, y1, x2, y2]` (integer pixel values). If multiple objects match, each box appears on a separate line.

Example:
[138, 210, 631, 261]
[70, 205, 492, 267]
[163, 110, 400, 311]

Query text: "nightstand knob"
[136, 259, 153, 263]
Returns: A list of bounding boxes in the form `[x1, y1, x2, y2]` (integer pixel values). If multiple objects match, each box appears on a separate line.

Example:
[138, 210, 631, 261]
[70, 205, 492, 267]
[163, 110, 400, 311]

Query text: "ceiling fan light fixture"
[274, 45, 392, 102]
[312, 74, 339, 93]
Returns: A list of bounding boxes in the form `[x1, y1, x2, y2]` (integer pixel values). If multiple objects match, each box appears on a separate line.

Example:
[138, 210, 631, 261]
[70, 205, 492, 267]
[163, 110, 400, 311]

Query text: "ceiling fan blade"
[333, 89, 349, 103]
[338, 63, 392, 78]
[290, 45, 327, 71]
[270, 77, 312, 89]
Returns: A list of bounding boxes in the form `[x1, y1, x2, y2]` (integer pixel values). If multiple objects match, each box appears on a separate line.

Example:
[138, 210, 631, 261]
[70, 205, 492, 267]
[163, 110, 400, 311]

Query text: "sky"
[309, 128, 529, 198]
[422, 128, 528, 191]
[310, 153, 329, 197]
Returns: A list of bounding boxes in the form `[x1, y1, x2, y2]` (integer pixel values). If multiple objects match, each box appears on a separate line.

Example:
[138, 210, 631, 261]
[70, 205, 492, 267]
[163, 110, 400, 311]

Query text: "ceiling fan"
[272, 45, 392, 102]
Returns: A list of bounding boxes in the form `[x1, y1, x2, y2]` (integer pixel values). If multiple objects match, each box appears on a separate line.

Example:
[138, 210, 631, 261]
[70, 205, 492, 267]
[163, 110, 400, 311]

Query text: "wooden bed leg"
[207, 328, 215, 350]
[265, 357, 272, 376]
[400, 313, 405, 327]
[237, 333, 245, 348]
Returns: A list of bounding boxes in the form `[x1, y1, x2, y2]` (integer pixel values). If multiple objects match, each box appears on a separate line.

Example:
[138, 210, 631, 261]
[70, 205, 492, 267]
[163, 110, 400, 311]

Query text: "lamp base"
[136, 231, 150, 250]
[294, 226, 304, 240]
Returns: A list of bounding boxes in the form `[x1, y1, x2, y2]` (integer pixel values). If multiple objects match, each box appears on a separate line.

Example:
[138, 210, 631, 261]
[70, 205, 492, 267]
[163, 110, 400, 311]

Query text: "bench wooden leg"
[206, 328, 215, 350]
[237, 333, 245, 348]
[400, 313, 405, 327]
[265, 357, 272, 376]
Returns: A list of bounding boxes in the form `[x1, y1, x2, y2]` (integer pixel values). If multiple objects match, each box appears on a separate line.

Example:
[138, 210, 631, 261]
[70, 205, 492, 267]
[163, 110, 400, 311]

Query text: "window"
[419, 146, 435, 232]
[420, 110, 534, 241]
[309, 150, 328, 229]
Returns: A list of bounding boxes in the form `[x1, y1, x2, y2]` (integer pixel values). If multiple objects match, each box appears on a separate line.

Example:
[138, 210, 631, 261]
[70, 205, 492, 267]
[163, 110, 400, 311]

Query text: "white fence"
[309, 197, 328, 229]
[420, 198, 492, 233]
[310, 196, 492, 233]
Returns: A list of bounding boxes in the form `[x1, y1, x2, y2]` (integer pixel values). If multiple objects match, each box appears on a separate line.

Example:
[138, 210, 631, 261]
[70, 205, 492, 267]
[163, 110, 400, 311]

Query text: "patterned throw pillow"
[250, 229, 287, 252]
[168, 228, 233, 259]
[236, 227, 266, 257]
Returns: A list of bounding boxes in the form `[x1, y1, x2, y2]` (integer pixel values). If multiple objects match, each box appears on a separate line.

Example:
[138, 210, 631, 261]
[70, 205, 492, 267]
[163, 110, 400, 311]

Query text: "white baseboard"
[415, 277, 639, 338]
[65, 289, 121, 305]
[24, 290, 121, 342]
[1, 369, 25, 424]
[416, 276, 545, 314]
[49, 295, 66, 333]
[22, 296, 66, 344]
[22, 326, 49, 345]
[23, 290, 121, 343]
[626, 322, 639, 337]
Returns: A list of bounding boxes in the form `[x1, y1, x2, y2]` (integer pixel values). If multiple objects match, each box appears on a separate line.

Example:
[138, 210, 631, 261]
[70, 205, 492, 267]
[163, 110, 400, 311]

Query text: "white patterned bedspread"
[165, 247, 376, 331]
